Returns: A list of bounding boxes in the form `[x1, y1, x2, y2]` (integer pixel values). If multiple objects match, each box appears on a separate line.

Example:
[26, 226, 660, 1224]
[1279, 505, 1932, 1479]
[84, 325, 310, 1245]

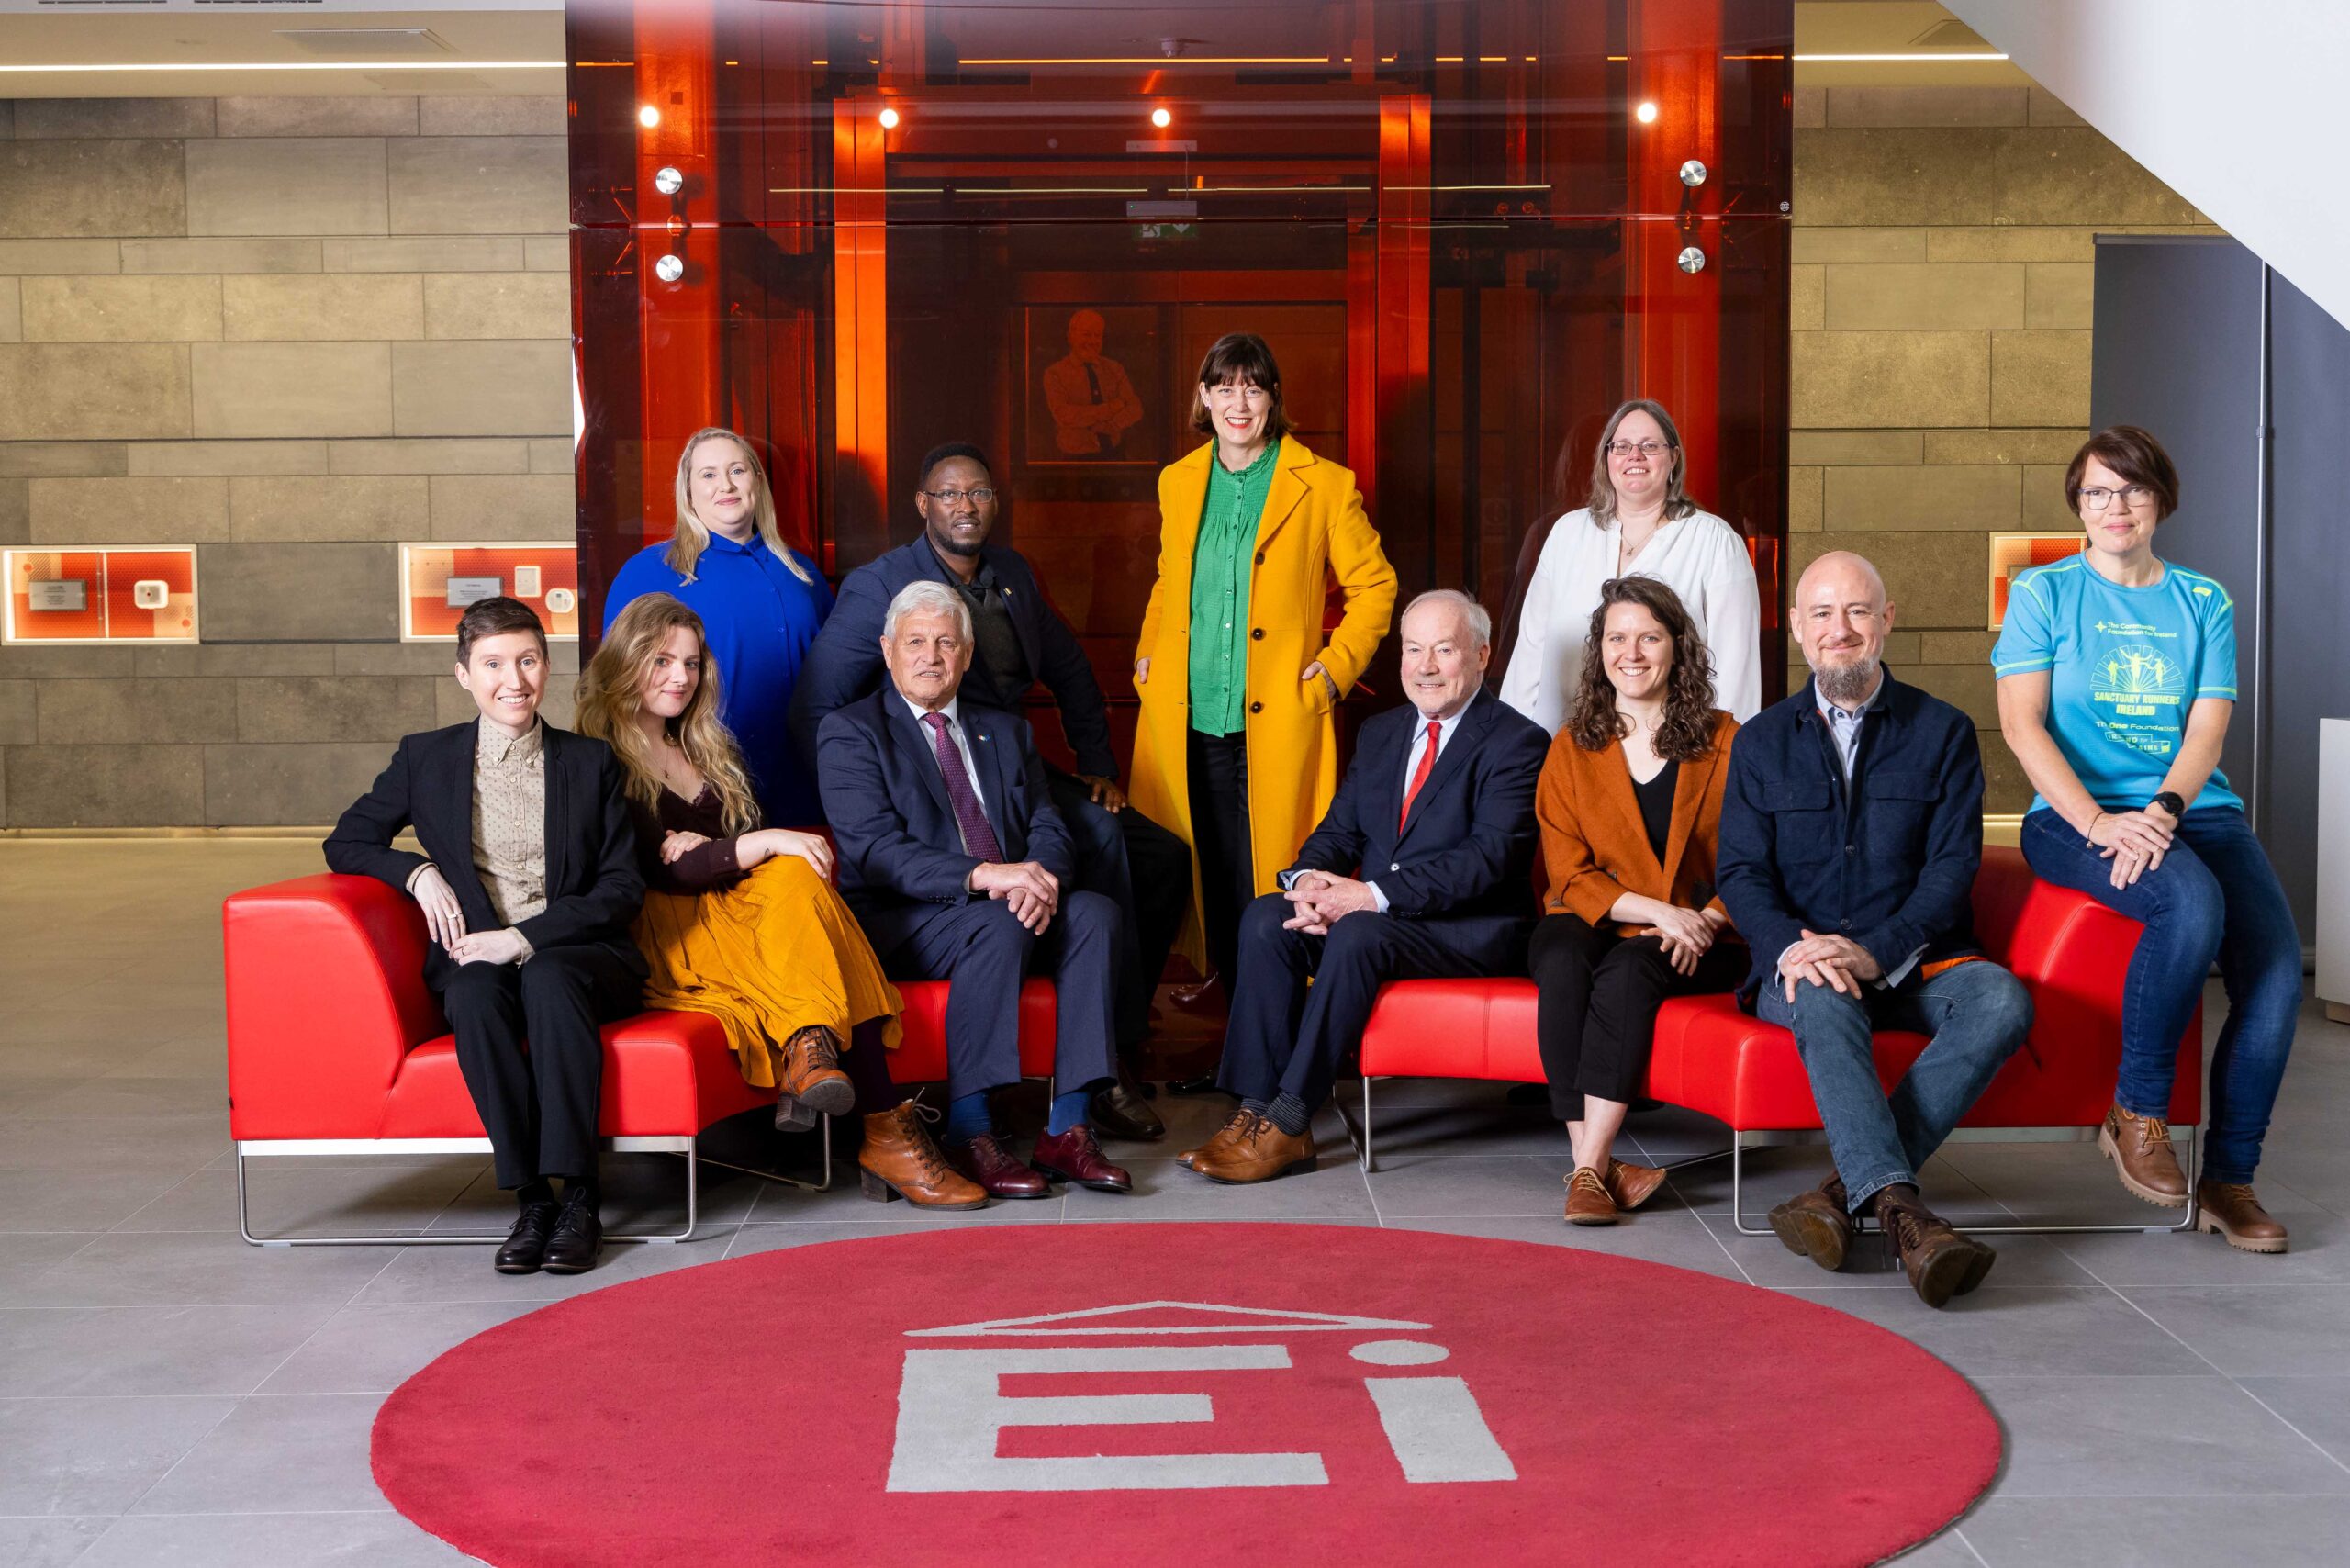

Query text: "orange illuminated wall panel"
[400, 544, 583, 642]
[1987, 534, 2086, 630]
[3, 547, 197, 644]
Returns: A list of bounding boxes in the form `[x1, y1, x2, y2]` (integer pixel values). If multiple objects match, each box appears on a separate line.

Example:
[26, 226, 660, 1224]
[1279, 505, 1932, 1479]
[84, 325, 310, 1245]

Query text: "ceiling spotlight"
[1635, 100, 1658, 124]
[1679, 159, 1707, 186]
[1676, 245, 1707, 274]
[637, 105, 660, 129]
[653, 165, 684, 196]
[1150, 106, 1172, 129]
[654, 254, 685, 284]
[878, 106, 900, 129]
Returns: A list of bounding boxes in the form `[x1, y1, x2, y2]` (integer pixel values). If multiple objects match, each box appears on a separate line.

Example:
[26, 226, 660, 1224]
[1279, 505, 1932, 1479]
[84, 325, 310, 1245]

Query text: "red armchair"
[223, 873, 1058, 1246]
[1353, 847, 2204, 1234]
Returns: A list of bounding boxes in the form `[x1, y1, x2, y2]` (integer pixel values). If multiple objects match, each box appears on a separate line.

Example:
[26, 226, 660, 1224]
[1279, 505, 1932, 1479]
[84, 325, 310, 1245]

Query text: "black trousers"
[1220, 894, 1533, 1112]
[436, 946, 642, 1190]
[1046, 767, 1192, 1053]
[1528, 914, 1746, 1122]
[1186, 730, 1254, 988]
[876, 891, 1120, 1103]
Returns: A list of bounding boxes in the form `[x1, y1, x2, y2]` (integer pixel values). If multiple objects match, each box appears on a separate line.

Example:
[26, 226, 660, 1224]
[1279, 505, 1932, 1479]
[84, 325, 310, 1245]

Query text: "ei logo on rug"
[886, 1299, 1516, 1493]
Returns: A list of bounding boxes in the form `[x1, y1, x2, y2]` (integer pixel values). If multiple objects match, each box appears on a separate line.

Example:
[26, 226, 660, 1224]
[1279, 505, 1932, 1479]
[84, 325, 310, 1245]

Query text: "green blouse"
[1186, 443, 1278, 736]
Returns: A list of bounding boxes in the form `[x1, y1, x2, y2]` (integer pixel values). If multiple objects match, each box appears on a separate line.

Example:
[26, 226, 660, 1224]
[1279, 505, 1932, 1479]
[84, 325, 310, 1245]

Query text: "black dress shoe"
[541, 1190, 603, 1275]
[1091, 1062, 1166, 1141]
[495, 1201, 557, 1275]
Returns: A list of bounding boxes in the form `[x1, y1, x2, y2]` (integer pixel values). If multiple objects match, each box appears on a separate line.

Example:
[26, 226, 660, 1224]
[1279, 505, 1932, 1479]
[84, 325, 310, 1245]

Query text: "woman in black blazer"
[326, 597, 646, 1277]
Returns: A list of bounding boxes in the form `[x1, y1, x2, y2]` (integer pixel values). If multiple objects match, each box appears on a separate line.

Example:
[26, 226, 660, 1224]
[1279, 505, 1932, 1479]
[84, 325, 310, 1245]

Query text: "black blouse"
[1629, 756, 1678, 867]
[628, 782, 752, 897]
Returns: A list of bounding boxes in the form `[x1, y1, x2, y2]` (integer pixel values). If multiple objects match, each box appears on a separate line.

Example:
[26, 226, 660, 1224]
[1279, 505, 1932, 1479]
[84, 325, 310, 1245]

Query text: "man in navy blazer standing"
[1188, 590, 1551, 1184]
[1717, 550, 2032, 1309]
[818, 580, 1132, 1200]
[789, 442, 1186, 1139]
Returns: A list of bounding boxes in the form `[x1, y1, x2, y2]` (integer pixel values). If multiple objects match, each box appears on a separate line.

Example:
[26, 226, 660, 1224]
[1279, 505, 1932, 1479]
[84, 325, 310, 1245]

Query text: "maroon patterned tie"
[922, 711, 1004, 862]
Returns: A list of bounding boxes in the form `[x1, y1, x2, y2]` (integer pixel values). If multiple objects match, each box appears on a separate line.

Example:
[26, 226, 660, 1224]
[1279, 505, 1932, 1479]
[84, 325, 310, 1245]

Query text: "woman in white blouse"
[1499, 399, 1762, 728]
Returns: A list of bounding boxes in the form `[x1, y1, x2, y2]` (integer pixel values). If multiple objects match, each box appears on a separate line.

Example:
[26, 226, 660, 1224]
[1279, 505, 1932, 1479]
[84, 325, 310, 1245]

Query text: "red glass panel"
[566, 0, 1794, 711]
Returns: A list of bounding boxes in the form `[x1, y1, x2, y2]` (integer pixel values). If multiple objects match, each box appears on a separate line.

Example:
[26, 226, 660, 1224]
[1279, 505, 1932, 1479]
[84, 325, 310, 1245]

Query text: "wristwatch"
[2147, 790, 2186, 818]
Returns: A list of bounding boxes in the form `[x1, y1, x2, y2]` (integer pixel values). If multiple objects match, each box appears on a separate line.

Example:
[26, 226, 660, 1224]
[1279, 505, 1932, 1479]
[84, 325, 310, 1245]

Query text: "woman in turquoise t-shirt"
[1993, 426, 2300, 1255]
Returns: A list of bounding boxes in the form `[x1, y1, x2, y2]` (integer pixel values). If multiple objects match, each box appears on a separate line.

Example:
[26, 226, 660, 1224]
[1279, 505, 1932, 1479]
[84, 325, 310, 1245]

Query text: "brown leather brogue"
[2099, 1103, 2188, 1207]
[1767, 1175, 1852, 1272]
[2196, 1180, 2288, 1253]
[856, 1100, 988, 1209]
[1032, 1126, 1133, 1193]
[947, 1133, 1051, 1200]
[1608, 1158, 1667, 1212]
[1191, 1113, 1316, 1184]
[1874, 1190, 1996, 1308]
[1178, 1107, 1252, 1170]
[774, 1025, 854, 1130]
[1564, 1166, 1618, 1226]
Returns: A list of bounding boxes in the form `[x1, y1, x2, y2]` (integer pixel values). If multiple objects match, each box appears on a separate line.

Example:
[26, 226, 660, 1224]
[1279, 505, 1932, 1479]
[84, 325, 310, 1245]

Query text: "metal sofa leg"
[236, 1140, 700, 1247]
[1729, 1135, 1773, 1237]
[696, 1114, 836, 1195]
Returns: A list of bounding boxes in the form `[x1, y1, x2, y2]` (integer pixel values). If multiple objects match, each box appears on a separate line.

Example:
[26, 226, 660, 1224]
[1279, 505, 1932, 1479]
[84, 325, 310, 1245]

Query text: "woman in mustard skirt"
[576, 593, 901, 1129]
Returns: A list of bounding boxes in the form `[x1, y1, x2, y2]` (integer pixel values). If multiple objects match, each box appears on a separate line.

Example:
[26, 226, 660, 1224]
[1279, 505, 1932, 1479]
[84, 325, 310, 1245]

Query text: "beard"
[929, 521, 982, 557]
[1810, 651, 1881, 708]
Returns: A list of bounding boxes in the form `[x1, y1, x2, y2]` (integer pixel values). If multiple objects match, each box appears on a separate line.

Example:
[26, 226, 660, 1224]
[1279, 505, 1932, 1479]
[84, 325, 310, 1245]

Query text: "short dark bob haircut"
[455, 595, 548, 663]
[1189, 331, 1296, 442]
[2065, 425, 2180, 521]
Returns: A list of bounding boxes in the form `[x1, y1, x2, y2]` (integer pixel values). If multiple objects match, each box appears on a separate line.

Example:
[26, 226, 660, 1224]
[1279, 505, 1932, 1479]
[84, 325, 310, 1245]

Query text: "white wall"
[1946, 0, 2350, 329]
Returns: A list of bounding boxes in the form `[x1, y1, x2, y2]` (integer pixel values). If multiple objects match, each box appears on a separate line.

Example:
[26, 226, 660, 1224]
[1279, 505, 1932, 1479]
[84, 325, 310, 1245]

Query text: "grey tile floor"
[2, 839, 2346, 1565]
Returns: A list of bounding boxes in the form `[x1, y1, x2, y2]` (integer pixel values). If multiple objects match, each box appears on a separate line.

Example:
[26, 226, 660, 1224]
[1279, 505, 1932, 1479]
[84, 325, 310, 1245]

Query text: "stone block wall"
[0, 96, 577, 828]
[0, 85, 2233, 825]
[1787, 84, 2224, 812]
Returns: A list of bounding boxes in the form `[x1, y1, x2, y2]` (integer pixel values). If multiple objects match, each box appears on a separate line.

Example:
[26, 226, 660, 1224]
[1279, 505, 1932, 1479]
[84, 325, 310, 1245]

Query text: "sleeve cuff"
[1368, 880, 1391, 913]
[510, 930, 534, 966]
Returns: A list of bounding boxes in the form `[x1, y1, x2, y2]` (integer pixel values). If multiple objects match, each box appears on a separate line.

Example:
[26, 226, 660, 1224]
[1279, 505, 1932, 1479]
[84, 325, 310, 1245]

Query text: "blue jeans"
[2021, 806, 2301, 1184]
[1758, 960, 2033, 1214]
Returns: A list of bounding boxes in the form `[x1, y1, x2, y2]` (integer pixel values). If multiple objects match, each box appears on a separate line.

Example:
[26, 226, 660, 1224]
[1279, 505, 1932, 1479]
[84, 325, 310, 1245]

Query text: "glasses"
[1606, 439, 1673, 460]
[2077, 485, 2157, 512]
[922, 487, 997, 507]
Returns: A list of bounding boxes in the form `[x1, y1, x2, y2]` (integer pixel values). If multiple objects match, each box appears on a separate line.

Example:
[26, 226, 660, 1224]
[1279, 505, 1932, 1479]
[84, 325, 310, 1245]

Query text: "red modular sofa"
[1354, 846, 2204, 1233]
[222, 873, 1059, 1245]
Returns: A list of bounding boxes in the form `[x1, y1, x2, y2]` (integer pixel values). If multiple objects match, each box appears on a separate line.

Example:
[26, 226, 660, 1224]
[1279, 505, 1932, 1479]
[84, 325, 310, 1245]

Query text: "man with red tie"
[817, 580, 1131, 1202]
[1186, 590, 1552, 1183]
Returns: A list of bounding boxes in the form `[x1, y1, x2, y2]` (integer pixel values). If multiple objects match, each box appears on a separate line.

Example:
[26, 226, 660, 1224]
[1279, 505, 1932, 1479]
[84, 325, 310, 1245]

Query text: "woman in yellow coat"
[1129, 331, 1399, 999]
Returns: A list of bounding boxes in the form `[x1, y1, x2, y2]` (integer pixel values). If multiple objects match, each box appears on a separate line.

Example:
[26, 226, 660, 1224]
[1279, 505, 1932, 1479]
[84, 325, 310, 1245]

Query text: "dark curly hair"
[1565, 577, 1719, 762]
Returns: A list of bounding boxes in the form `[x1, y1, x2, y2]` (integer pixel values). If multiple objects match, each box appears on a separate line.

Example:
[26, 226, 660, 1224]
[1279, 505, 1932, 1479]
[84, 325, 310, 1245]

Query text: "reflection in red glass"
[567, 0, 1793, 723]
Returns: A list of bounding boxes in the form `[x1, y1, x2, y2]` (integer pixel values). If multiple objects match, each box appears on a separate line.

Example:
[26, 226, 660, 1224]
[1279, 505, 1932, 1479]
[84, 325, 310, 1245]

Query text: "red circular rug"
[373, 1223, 1998, 1568]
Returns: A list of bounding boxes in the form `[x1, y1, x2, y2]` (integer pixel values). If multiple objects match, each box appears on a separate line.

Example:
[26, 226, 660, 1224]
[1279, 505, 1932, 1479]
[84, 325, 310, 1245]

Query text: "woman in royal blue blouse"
[605, 428, 834, 827]
[1993, 426, 2300, 1256]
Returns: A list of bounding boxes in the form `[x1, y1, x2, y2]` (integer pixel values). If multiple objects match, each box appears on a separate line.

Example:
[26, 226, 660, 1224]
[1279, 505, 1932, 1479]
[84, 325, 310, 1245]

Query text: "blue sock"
[945, 1091, 992, 1145]
[1046, 1088, 1094, 1137]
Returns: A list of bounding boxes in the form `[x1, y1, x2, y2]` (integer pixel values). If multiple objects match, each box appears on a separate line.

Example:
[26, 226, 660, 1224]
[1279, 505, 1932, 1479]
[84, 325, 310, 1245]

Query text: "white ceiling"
[0, 0, 2029, 99]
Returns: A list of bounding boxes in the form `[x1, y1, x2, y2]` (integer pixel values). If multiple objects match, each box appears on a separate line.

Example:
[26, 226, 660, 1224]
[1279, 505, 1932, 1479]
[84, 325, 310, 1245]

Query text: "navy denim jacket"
[1716, 669, 1985, 1006]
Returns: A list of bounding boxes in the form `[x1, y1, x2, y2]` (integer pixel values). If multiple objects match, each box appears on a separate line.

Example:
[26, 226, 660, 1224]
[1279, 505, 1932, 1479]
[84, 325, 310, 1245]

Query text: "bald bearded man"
[1716, 551, 2033, 1309]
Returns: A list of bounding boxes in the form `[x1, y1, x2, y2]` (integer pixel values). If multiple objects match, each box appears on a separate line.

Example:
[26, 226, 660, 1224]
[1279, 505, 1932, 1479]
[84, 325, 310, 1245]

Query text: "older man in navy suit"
[817, 579, 1131, 1200]
[791, 442, 1188, 1139]
[1188, 589, 1551, 1184]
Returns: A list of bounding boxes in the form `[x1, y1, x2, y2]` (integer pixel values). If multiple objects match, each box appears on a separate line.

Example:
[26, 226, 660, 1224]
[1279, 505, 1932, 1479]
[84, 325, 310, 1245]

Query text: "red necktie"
[1399, 720, 1441, 832]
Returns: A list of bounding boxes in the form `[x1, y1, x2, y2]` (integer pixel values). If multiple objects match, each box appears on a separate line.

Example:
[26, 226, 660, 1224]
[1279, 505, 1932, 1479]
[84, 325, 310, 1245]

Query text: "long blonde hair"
[576, 593, 762, 835]
[666, 428, 812, 588]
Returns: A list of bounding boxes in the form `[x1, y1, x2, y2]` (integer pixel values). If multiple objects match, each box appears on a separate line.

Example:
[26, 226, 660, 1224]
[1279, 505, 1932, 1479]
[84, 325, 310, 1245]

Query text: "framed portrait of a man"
[1024, 304, 1161, 465]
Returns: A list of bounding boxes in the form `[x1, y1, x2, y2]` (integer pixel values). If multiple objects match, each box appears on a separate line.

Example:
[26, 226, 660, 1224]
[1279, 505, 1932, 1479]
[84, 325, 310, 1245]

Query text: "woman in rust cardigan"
[1530, 576, 1744, 1226]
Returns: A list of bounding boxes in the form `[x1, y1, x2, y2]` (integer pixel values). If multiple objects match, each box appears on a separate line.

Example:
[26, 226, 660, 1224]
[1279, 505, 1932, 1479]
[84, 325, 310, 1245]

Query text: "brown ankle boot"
[857, 1100, 988, 1209]
[2099, 1104, 2188, 1208]
[1768, 1175, 1852, 1271]
[1874, 1190, 1996, 1308]
[2196, 1180, 2288, 1253]
[773, 1025, 854, 1130]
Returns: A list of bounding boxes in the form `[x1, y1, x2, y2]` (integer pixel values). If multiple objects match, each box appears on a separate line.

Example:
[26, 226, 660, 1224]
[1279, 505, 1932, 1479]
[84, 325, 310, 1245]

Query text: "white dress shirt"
[1499, 507, 1762, 729]
[1369, 703, 1470, 913]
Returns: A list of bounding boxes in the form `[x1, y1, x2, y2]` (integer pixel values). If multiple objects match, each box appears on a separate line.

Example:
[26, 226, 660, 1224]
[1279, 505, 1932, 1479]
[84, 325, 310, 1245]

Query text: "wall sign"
[400, 544, 581, 642]
[2, 547, 198, 644]
[1986, 533, 2085, 630]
